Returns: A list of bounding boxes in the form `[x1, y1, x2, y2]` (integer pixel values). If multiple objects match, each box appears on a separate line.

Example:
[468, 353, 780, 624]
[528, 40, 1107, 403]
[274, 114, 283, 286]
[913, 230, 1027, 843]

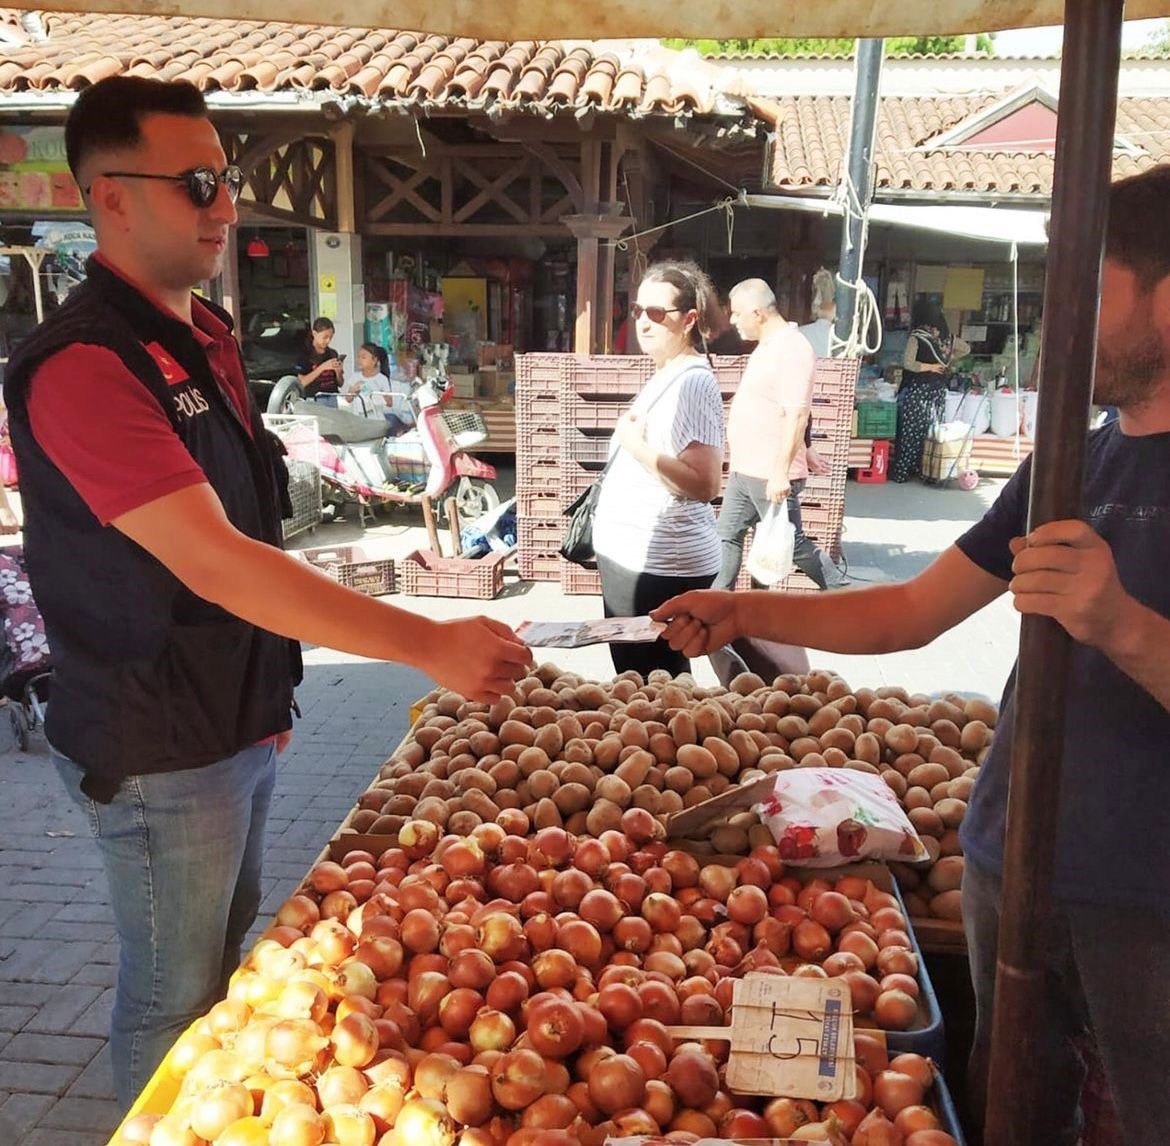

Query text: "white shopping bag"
[744, 501, 795, 586]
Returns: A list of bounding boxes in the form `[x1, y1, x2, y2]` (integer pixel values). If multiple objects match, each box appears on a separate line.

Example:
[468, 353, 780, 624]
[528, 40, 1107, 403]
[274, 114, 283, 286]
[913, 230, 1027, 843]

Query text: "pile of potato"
[346, 666, 996, 929]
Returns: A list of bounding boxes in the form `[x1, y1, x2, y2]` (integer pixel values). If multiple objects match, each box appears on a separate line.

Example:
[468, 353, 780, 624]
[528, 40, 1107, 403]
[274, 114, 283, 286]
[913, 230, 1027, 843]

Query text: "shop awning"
[9, 0, 1170, 40]
[742, 192, 1050, 246]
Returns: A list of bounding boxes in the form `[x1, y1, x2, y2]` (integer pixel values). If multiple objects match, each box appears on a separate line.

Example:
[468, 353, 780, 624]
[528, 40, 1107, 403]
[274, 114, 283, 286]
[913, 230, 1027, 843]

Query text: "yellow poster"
[943, 267, 985, 311]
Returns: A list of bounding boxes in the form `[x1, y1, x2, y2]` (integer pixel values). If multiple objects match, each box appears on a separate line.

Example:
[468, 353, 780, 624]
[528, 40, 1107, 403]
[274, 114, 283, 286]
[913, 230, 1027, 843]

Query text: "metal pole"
[983, 3, 1123, 1143]
[834, 38, 884, 351]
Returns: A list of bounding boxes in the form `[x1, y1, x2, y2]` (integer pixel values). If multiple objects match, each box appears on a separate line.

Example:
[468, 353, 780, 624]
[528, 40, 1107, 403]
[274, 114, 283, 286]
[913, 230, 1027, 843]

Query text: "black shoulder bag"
[559, 453, 616, 566]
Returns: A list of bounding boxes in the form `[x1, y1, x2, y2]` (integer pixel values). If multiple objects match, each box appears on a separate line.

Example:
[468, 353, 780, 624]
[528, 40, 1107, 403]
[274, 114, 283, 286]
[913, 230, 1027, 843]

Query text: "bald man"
[717, 278, 848, 593]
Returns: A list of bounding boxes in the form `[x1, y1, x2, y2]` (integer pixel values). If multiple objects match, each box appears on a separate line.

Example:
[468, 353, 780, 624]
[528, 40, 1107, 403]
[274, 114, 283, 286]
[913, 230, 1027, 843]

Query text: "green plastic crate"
[855, 399, 898, 439]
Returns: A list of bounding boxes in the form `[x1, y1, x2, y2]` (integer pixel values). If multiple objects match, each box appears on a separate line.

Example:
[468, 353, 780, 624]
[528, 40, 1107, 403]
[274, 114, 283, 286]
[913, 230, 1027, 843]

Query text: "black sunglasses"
[631, 304, 684, 324]
[94, 165, 244, 208]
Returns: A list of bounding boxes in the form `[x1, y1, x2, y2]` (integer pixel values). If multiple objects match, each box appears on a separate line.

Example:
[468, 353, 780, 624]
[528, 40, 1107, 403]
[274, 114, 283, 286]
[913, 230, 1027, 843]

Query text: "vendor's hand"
[766, 476, 791, 504]
[1009, 520, 1130, 649]
[0, 506, 19, 535]
[806, 445, 831, 477]
[650, 590, 741, 657]
[615, 411, 646, 452]
[421, 617, 532, 702]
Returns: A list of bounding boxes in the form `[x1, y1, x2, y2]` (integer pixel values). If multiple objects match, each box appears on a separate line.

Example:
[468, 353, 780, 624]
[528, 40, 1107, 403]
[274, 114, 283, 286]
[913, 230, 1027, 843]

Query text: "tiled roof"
[0, 11, 736, 117]
[765, 94, 1170, 196]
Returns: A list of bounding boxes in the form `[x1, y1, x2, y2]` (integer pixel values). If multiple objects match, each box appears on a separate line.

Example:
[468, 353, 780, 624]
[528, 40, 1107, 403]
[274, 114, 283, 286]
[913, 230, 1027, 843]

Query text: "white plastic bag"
[752, 769, 929, 866]
[744, 501, 795, 586]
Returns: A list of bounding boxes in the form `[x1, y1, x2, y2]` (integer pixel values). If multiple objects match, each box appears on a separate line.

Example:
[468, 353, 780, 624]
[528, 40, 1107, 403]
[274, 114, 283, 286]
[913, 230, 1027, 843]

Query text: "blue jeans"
[52, 742, 277, 1109]
[962, 859, 1170, 1144]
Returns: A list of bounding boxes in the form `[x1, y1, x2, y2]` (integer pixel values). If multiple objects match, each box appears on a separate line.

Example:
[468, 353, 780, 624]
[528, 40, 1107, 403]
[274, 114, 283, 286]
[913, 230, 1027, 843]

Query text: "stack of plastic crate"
[559, 356, 652, 594]
[515, 355, 568, 582]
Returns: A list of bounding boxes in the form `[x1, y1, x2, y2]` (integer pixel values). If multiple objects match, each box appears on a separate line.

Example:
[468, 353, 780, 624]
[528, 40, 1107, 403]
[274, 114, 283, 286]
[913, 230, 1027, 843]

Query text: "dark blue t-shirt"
[956, 423, 1170, 908]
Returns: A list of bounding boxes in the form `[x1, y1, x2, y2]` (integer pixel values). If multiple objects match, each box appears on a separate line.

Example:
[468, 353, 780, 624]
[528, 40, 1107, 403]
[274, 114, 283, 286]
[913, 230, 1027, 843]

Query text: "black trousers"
[595, 554, 713, 678]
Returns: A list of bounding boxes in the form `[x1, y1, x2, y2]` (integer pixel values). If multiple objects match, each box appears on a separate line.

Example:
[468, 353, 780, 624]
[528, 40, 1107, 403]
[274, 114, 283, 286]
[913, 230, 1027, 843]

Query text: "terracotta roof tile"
[0, 10, 740, 120]
[768, 94, 1170, 197]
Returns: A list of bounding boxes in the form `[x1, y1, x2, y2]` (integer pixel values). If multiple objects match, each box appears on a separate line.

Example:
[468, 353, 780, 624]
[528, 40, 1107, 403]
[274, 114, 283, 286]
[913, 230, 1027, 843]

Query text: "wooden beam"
[332, 121, 356, 233]
[452, 156, 530, 224]
[522, 142, 585, 212]
[364, 222, 570, 237]
[367, 158, 442, 222]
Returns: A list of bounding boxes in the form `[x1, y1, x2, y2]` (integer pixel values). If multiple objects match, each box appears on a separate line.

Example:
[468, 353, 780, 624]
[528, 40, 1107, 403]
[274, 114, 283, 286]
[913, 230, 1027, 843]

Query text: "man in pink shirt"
[715, 278, 848, 591]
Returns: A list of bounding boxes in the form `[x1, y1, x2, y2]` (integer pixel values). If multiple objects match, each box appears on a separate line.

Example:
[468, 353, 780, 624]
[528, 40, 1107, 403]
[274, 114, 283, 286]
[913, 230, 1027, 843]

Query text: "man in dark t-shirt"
[650, 165, 1170, 1145]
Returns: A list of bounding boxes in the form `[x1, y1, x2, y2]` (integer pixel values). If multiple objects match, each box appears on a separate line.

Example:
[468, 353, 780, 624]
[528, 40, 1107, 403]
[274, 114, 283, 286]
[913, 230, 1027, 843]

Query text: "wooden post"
[421, 496, 443, 556]
[333, 121, 357, 234]
[445, 497, 462, 557]
[982, 2, 1123, 1143]
[564, 213, 633, 354]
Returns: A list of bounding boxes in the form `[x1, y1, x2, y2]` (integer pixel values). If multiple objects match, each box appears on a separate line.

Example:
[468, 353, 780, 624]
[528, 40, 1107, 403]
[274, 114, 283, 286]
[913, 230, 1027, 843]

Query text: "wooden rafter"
[221, 130, 338, 229]
[452, 156, 530, 224]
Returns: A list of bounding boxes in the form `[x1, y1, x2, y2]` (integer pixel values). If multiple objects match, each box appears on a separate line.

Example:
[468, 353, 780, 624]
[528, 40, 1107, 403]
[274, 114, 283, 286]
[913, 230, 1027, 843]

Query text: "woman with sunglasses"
[591, 261, 725, 677]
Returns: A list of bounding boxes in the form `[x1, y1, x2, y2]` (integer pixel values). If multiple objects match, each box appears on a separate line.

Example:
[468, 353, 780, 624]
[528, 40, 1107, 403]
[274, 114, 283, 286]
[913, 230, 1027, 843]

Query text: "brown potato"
[885, 724, 919, 755]
[908, 806, 944, 837]
[960, 720, 990, 754]
[880, 769, 908, 799]
[788, 736, 823, 762]
[893, 753, 925, 778]
[763, 692, 791, 717]
[676, 744, 718, 779]
[728, 729, 760, 770]
[930, 719, 962, 749]
[820, 727, 856, 753]
[904, 786, 934, 810]
[712, 825, 750, 854]
[499, 720, 536, 749]
[693, 705, 725, 741]
[934, 798, 968, 829]
[948, 775, 975, 802]
[939, 829, 963, 856]
[776, 714, 810, 741]
[552, 783, 592, 816]
[631, 785, 663, 814]
[907, 762, 950, 791]
[736, 713, 767, 733]
[822, 747, 850, 768]
[730, 672, 767, 696]
[929, 888, 964, 921]
[595, 775, 632, 808]
[788, 694, 823, 718]
[648, 733, 677, 766]
[930, 745, 968, 779]
[854, 732, 883, 766]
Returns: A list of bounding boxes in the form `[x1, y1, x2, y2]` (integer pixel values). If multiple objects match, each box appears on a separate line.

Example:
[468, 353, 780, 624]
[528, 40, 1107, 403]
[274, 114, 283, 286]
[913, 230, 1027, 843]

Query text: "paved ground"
[0, 470, 1022, 1143]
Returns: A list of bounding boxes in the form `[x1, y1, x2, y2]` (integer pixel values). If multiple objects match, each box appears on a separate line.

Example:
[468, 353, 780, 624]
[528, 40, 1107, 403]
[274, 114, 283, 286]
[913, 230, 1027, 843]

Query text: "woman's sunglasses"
[631, 304, 684, 324]
[93, 165, 244, 208]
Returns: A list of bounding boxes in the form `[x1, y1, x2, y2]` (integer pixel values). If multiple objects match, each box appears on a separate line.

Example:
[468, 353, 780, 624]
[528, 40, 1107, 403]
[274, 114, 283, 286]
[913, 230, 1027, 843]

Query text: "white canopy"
[12, 0, 1170, 41]
[743, 193, 1050, 246]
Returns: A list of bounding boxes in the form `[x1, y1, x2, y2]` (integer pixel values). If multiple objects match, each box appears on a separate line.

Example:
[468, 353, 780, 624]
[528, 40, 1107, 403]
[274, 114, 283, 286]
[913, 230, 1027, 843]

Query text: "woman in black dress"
[891, 301, 963, 483]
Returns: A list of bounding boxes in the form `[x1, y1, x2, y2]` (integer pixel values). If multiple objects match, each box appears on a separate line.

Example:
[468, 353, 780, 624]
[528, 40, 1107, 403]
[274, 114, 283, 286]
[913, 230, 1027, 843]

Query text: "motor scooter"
[279, 344, 499, 525]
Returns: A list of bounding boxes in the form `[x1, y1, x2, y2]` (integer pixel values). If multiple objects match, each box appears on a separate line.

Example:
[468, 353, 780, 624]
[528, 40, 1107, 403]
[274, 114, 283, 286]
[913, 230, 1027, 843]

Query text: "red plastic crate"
[564, 396, 626, 432]
[565, 355, 650, 399]
[516, 421, 561, 456]
[518, 456, 561, 487]
[559, 462, 598, 504]
[856, 439, 891, 483]
[300, 545, 395, 596]
[517, 488, 562, 518]
[519, 516, 564, 553]
[561, 429, 612, 465]
[518, 549, 561, 582]
[516, 353, 566, 394]
[400, 549, 506, 599]
[560, 563, 602, 595]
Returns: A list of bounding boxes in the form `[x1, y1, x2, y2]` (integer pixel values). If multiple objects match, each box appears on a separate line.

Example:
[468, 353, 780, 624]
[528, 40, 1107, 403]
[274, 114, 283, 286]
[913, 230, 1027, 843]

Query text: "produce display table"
[111, 668, 983, 1145]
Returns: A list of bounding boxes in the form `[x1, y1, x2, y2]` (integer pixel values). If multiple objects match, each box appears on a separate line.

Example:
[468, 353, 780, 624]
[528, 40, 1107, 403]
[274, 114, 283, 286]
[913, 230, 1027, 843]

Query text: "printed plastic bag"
[752, 768, 928, 866]
[744, 501, 795, 586]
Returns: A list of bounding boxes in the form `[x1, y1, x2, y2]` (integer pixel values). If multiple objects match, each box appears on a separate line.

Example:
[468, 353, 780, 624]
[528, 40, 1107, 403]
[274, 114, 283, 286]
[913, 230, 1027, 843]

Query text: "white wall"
[308, 231, 363, 363]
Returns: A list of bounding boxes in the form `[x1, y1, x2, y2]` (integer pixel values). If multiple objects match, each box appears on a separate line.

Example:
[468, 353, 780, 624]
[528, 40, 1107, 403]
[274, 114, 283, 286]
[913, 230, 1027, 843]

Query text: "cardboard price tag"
[668, 973, 857, 1102]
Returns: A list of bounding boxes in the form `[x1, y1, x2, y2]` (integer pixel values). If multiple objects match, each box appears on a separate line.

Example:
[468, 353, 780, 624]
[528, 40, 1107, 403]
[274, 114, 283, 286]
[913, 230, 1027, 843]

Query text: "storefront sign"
[0, 126, 83, 212]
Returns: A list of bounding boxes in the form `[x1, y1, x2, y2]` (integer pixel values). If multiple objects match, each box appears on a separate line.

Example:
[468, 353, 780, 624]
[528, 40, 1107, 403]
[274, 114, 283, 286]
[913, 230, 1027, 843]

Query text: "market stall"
[110, 666, 976, 1146]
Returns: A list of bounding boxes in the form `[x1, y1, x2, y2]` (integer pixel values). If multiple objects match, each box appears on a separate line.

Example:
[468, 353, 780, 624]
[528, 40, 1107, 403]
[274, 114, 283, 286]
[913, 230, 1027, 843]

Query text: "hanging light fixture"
[246, 232, 270, 258]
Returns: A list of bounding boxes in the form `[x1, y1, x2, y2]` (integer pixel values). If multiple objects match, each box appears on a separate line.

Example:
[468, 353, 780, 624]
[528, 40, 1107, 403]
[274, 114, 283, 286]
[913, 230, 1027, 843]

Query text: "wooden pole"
[332, 120, 357, 234]
[982, 3, 1123, 1142]
[421, 496, 443, 556]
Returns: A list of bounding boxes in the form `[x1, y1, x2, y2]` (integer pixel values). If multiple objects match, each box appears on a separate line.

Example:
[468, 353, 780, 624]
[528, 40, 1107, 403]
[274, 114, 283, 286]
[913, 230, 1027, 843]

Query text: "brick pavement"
[0, 476, 1022, 1142]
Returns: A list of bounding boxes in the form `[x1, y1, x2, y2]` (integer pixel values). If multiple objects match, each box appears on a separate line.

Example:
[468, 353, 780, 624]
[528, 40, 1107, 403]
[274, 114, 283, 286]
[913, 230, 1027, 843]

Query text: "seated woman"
[294, 317, 344, 400]
[343, 343, 414, 435]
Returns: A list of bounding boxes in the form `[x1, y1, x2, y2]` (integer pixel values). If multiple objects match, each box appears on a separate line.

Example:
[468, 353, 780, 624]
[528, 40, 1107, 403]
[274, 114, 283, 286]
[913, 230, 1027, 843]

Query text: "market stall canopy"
[4, 0, 1170, 41]
[743, 193, 1050, 245]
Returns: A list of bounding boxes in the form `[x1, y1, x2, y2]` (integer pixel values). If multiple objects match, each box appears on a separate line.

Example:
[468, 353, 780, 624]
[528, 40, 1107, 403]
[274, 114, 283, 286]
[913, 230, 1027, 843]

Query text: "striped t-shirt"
[592, 355, 725, 578]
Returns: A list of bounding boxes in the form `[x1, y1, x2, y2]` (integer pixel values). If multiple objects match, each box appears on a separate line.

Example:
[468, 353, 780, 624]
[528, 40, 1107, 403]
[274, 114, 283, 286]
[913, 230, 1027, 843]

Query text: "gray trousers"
[714, 471, 847, 590]
[963, 859, 1170, 1144]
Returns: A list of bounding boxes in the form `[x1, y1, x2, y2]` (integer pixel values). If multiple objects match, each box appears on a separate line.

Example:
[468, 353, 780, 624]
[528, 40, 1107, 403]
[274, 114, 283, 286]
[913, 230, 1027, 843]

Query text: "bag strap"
[599, 357, 701, 481]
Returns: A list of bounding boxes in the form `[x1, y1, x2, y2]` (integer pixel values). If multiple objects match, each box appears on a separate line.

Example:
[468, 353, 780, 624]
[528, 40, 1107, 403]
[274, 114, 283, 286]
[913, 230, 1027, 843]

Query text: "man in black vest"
[4, 76, 530, 1108]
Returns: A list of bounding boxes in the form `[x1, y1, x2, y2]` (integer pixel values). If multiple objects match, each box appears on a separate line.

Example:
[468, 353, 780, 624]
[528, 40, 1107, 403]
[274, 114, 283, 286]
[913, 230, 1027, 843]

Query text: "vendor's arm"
[651, 544, 1007, 658]
[112, 486, 529, 701]
[1009, 519, 1170, 713]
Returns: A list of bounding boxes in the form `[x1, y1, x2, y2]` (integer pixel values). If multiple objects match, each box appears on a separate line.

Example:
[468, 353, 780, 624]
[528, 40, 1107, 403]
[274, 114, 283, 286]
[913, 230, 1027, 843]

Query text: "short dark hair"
[640, 260, 721, 353]
[311, 317, 335, 334]
[65, 76, 207, 184]
[1106, 165, 1170, 288]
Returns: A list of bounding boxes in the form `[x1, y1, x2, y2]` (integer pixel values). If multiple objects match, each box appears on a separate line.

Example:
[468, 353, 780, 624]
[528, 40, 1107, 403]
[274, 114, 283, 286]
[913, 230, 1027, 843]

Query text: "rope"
[827, 167, 883, 359]
[613, 193, 745, 253]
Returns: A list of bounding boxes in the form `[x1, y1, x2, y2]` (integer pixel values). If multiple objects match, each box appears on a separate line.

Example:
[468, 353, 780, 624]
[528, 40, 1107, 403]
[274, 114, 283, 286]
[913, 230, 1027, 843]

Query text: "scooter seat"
[290, 399, 387, 444]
